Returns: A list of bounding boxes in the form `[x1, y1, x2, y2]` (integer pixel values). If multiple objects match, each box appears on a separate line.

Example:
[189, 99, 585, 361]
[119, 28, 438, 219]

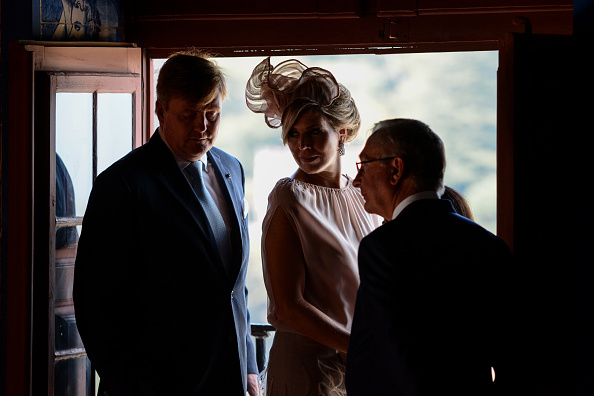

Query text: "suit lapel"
[147, 133, 228, 279]
[207, 149, 244, 280]
[208, 149, 243, 223]
[155, 165, 213, 238]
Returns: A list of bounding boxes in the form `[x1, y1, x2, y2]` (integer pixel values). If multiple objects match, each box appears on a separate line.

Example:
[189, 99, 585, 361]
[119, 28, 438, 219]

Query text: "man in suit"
[346, 118, 516, 395]
[74, 50, 259, 395]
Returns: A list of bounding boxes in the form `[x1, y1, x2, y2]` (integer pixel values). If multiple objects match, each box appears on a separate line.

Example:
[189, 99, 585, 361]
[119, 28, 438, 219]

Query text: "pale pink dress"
[261, 176, 381, 395]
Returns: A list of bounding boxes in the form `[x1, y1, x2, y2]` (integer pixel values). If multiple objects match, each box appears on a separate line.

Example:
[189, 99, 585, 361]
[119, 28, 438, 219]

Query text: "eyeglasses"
[356, 156, 397, 172]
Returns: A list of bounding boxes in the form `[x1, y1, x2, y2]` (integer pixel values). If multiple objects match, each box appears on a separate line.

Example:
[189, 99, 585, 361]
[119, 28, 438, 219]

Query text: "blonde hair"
[280, 84, 360, 144]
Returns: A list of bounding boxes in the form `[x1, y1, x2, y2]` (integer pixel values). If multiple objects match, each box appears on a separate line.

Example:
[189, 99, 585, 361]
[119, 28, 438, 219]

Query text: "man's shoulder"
[96, 143, 150, 178]
[361, 220, 403, 249]
[363, 199, 486, 241]
[208, 147, 245, 182]
[209, 146, 241, 165]
[403, 199, 511, 254]
[93, 138, 169, 189]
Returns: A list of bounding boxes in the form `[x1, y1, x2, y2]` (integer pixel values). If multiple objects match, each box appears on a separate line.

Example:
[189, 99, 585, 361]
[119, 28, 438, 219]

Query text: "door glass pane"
[55, 92, 90, 395]
[54, 88, 136, 396]
[97, 93, 133, 174]
[56, 93, 93, 217]
[54, 357, 92, 396]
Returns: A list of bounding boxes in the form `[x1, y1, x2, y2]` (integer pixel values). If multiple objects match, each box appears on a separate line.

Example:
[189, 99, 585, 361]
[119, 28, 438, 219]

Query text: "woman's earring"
[338, 141, 345, 156]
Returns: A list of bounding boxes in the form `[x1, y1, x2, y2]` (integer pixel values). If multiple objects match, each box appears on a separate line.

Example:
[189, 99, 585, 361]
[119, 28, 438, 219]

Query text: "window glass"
[56, 93, 93, 217]
[97, 93, 133, 174]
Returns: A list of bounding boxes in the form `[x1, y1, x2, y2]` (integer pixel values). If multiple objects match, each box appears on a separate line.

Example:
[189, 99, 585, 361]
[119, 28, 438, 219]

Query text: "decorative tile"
[40, 0, 122, 41]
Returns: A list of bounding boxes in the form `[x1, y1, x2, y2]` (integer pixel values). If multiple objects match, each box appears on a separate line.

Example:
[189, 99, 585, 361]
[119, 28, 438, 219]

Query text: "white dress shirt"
[159, 129, 233, 239]
[391, 191, 440, 220]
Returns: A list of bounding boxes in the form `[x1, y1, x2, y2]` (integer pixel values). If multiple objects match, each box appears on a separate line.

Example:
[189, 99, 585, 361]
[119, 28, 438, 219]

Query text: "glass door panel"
[56, 93, 94, 218]
[53, 79, 137, 396]
[97, 93, 134, 174]
[55, 92, 90, 395]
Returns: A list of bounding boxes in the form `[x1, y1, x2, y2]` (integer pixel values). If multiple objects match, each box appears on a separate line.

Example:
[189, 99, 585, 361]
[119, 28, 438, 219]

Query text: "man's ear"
[390, 157, 404, 185]
[155, 99, 165, 125]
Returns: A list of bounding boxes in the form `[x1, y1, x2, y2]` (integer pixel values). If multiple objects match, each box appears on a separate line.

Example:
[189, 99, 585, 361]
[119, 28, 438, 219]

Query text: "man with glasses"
[346, 118, 517, 395]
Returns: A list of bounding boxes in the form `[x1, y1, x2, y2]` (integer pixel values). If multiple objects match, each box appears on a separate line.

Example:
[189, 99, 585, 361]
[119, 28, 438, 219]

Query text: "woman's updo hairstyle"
[246, 57, 361, 144]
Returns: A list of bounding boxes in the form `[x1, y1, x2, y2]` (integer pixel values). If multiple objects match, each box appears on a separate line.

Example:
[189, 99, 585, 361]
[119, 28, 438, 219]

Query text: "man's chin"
[186, 141, 213, 158]
[364, 202, 382, 217]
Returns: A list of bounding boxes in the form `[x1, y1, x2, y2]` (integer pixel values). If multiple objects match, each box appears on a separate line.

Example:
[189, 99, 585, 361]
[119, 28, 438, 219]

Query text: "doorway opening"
[152, 51, 499, 326]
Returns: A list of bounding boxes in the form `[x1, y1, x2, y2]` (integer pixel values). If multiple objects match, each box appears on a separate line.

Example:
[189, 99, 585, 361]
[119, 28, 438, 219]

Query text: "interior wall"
[0, 0, 37, 390]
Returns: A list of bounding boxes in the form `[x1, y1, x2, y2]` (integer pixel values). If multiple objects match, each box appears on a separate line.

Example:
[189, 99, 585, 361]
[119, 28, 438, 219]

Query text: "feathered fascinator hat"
[245, 57, 341, 129]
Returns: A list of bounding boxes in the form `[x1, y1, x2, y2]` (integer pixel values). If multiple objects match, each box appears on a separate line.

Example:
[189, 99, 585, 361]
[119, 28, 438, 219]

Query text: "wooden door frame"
[5, 42, 142, 396]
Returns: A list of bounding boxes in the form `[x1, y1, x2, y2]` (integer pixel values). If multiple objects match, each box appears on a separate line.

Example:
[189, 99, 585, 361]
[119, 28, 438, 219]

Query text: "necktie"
[185, 161, 231, 267]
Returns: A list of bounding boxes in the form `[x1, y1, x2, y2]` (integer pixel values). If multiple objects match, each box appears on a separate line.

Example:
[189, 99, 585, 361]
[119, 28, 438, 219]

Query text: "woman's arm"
[264, 206, 350, 353]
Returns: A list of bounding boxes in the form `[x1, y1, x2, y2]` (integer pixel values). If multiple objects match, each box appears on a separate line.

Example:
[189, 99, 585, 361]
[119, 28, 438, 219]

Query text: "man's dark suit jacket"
[346, 198, 515, 396]
[73, 132, 257, 395]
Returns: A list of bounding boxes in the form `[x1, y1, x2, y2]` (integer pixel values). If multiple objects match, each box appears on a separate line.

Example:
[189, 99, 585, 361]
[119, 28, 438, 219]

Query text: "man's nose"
[193, 112, 207, 132]
[353, 171, 362, 187]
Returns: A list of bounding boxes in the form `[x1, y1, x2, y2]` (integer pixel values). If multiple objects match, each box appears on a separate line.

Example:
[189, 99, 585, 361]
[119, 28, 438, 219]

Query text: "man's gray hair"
[370, 118, 445, 194]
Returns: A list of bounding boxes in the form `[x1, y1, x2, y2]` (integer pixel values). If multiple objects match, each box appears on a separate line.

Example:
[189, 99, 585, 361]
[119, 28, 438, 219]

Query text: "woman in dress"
[245, 57, 381, 395]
